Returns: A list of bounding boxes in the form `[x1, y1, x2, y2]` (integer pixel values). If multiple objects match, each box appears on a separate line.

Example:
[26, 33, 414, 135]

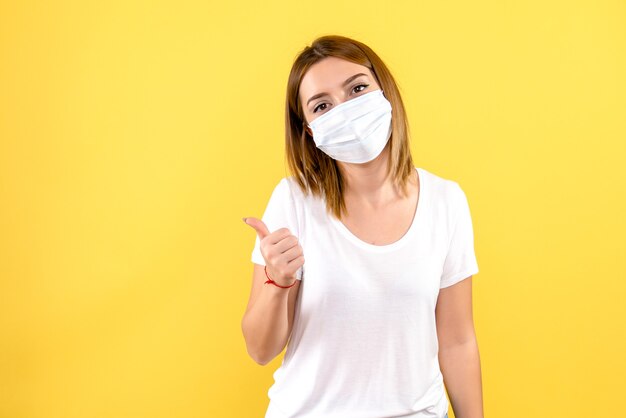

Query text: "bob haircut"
[285, 34, 415, 220]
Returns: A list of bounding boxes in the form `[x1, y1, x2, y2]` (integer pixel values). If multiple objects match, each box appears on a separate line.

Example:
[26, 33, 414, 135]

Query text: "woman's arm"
[436, 276, 484, 418]
[241, 263, 301, 365]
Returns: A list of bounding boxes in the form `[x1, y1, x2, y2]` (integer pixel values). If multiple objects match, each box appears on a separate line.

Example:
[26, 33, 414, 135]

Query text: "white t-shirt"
[250, 166, 479, 418]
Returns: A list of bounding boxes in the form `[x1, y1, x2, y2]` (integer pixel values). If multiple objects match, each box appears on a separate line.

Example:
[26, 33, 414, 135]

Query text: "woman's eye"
[352, 83, 369, 94]
[313, 103, 328, 113]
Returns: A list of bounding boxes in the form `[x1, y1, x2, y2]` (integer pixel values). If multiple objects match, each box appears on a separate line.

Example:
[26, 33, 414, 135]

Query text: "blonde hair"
[284, 35, 415, 220]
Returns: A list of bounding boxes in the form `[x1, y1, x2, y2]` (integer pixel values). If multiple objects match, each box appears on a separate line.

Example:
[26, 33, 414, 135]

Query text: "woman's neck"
[338, 145, 403, 209]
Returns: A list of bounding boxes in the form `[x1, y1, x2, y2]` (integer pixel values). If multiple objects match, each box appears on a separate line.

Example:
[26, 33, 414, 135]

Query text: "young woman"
[242, 35, 484, 418]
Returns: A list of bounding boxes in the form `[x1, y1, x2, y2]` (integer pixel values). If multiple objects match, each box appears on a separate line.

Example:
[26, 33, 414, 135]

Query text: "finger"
[287, 254, 305, 270]
[243, 217, 270, 240]
[274, 237, 302, 258]
[282, 244, 304, 263]
[265, 227, 294, 246]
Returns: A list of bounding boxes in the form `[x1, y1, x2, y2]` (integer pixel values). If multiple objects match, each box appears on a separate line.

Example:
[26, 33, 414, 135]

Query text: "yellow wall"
[1, 1, 624, 417]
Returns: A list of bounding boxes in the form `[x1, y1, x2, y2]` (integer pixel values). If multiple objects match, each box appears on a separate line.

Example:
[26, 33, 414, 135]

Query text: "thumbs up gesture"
[244, 217, 305, 286]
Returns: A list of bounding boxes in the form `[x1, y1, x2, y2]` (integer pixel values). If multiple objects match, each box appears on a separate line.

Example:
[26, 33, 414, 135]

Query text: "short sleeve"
[439, 183, 479, 288]
[250, 178, 303, 280]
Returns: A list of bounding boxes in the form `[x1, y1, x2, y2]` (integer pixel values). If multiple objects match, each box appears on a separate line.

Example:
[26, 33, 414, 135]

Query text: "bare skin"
[242, 56, 484, 418]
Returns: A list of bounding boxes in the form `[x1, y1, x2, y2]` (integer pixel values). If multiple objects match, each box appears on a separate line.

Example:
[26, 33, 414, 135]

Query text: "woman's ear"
[303, 121, 312, 137]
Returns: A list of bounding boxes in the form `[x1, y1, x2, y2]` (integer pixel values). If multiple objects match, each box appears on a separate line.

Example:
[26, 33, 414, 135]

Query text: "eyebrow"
[306, 73, 369, 107]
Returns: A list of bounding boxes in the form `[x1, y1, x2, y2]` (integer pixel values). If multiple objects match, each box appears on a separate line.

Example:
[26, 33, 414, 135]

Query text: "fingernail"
[242, 217, 247, 223]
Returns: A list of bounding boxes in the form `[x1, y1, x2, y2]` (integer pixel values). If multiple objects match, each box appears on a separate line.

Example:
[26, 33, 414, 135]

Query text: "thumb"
[243, 217, 270, 240]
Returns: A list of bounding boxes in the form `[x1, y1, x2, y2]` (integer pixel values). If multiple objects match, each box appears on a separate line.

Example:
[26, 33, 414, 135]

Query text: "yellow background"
[1, 0, 625, 417]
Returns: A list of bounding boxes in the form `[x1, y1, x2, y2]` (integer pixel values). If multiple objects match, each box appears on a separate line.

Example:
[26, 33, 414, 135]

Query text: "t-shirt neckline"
[328, 166, 425, 253]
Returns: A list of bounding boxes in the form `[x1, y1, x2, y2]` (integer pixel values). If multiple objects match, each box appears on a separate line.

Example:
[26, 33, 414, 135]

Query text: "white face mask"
[307, 89, 393, 164]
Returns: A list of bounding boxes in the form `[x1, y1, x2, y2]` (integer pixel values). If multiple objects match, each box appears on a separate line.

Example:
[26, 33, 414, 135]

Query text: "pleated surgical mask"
[307, 89, 393, 164]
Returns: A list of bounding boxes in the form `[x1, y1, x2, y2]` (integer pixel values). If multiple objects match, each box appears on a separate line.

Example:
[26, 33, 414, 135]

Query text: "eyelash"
[313, 83, 370, 113]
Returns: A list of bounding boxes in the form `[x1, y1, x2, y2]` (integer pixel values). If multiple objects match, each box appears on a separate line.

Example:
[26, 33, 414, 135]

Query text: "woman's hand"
[244, 217, 305, 286]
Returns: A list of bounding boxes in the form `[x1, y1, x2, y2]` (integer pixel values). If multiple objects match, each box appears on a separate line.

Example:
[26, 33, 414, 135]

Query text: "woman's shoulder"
[265, 176, 313, 213]
[419, 166, 458, 190]
[418, 166, 468, 207]
[283, 175, 314, 201]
